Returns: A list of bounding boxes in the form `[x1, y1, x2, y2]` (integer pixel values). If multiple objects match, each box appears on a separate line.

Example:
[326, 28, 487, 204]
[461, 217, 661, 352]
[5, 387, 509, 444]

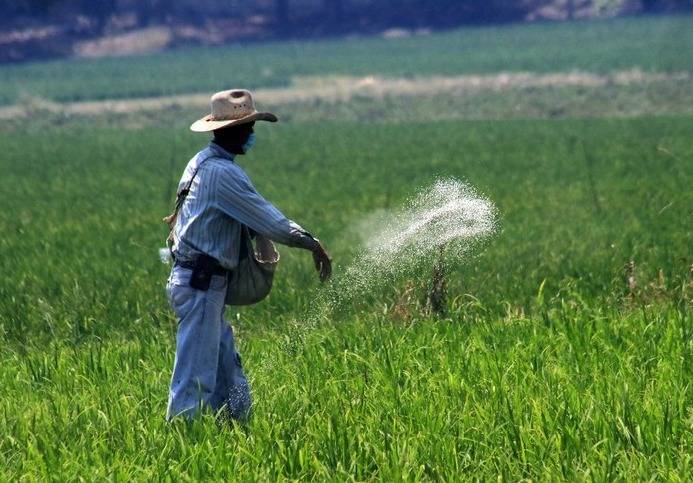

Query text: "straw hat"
[190, 89, 278, 132]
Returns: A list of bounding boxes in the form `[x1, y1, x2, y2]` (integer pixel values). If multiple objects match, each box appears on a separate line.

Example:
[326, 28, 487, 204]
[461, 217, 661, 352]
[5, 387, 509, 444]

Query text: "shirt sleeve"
[214, 164, 320, 250]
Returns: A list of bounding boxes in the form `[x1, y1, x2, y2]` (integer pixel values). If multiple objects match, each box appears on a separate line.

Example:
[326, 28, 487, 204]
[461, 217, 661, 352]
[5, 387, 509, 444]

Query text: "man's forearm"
[250, 217, 320, 251]
[281, 220, 321, 251]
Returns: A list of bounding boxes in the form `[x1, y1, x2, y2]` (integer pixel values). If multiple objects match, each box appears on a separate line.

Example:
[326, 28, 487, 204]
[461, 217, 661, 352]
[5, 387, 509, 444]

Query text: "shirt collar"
[208, 142, 236, 162]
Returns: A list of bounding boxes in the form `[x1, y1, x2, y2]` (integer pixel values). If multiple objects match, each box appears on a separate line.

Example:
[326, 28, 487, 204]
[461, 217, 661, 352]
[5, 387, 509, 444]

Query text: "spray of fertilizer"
[332, 178, 498, 305]
[258, 178, 499, 373]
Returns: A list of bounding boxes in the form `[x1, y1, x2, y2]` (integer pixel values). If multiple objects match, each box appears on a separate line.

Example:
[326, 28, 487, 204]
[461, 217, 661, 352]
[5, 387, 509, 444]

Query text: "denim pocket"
[168, 283, 196, 319]
[169, 266, 192, 287]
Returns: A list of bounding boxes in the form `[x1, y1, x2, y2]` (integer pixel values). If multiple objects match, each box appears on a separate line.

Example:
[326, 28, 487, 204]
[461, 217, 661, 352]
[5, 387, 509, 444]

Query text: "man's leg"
[166, 269, 227, 420]
[210, 313, 252, 421]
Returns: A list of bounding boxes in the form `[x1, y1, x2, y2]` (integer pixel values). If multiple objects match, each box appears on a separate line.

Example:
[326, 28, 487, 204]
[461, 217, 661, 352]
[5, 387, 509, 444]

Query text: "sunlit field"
[0, 15, 691, 481]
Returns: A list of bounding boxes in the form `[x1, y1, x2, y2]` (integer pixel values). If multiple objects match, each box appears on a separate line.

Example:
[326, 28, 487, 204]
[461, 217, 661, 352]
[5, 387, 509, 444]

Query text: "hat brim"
[190, 111, 278, 132]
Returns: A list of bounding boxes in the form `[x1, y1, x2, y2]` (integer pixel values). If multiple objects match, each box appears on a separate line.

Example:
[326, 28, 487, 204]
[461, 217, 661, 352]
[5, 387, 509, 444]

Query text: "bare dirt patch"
[73, 27, 173, 58]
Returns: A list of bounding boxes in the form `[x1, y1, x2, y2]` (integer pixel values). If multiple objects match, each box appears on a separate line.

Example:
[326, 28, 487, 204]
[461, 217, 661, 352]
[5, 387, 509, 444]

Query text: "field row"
[3, 71, 693, 126]
[0, 15, 692, 106]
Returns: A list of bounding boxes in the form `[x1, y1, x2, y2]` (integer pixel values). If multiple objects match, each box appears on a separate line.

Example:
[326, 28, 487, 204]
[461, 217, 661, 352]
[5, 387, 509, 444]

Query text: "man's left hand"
[312, 243, 332, 282]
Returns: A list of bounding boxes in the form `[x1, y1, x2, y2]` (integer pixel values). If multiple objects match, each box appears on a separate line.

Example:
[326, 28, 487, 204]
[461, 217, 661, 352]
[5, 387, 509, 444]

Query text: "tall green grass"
[1, 302, 689, 479]
[1, 15, 692, 105]
[0, 115, 690, 478]
[0, 117, 689, 342]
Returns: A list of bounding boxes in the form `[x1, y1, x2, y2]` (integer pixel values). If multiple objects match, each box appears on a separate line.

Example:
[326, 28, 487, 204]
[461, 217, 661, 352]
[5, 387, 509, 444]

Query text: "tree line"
[4, 0, 692, 36]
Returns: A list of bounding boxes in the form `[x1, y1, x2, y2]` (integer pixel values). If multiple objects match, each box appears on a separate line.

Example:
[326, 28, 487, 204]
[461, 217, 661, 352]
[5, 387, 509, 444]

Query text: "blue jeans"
[166, 265, 251, 421]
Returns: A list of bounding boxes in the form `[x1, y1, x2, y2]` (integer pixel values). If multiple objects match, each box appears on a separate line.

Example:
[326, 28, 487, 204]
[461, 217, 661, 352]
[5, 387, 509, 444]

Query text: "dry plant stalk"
[625, 260, 637, 299]
[390, 281, 417, 320]
[428, 244, 448, 315]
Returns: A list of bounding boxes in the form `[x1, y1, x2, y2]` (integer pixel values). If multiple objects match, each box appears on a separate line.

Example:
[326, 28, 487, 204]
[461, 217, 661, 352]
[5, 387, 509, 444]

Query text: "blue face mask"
[242, 133, 256, 154]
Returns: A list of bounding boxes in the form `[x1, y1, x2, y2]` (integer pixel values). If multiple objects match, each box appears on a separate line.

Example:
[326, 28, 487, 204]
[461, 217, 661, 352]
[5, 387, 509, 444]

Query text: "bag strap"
[163, 167, 200, 227]
[174, 168, 200, 212]
[163, 152, 214, 252]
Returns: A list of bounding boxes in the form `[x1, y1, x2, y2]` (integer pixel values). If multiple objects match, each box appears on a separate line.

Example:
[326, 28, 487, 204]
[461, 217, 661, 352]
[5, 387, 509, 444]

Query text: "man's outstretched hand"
[312, 243, 332, 282]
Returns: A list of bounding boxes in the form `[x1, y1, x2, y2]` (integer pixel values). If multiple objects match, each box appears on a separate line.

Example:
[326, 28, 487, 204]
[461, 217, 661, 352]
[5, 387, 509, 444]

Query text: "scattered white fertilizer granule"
[330, 178, 499, 305]
[367, 178, 497, 260]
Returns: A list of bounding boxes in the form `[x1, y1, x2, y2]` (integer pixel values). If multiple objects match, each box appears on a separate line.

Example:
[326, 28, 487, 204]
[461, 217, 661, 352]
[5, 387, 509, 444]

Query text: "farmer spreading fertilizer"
[163, 89, 332, 422]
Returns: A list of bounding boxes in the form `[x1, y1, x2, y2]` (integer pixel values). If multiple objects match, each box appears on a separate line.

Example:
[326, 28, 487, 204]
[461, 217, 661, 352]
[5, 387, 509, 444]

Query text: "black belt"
[175, 257, 228, 276]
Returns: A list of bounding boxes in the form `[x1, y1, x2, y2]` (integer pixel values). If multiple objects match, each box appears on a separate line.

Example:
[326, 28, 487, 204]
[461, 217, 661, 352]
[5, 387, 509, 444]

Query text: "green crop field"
[1, 15, 693, 106]
[0, 15, 691, 481]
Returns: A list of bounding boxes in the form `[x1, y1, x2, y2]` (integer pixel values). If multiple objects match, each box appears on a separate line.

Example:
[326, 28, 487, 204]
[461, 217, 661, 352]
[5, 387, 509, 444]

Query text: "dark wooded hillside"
[2, 0, 691, 63]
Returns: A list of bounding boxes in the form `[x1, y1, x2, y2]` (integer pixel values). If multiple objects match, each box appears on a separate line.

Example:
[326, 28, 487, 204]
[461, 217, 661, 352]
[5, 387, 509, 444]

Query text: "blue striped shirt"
[172, 143, 319, 269]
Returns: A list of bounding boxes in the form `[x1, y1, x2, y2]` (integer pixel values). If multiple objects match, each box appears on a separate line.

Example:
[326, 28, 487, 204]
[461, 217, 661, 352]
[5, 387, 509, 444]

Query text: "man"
[165, 89, 332, 421]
